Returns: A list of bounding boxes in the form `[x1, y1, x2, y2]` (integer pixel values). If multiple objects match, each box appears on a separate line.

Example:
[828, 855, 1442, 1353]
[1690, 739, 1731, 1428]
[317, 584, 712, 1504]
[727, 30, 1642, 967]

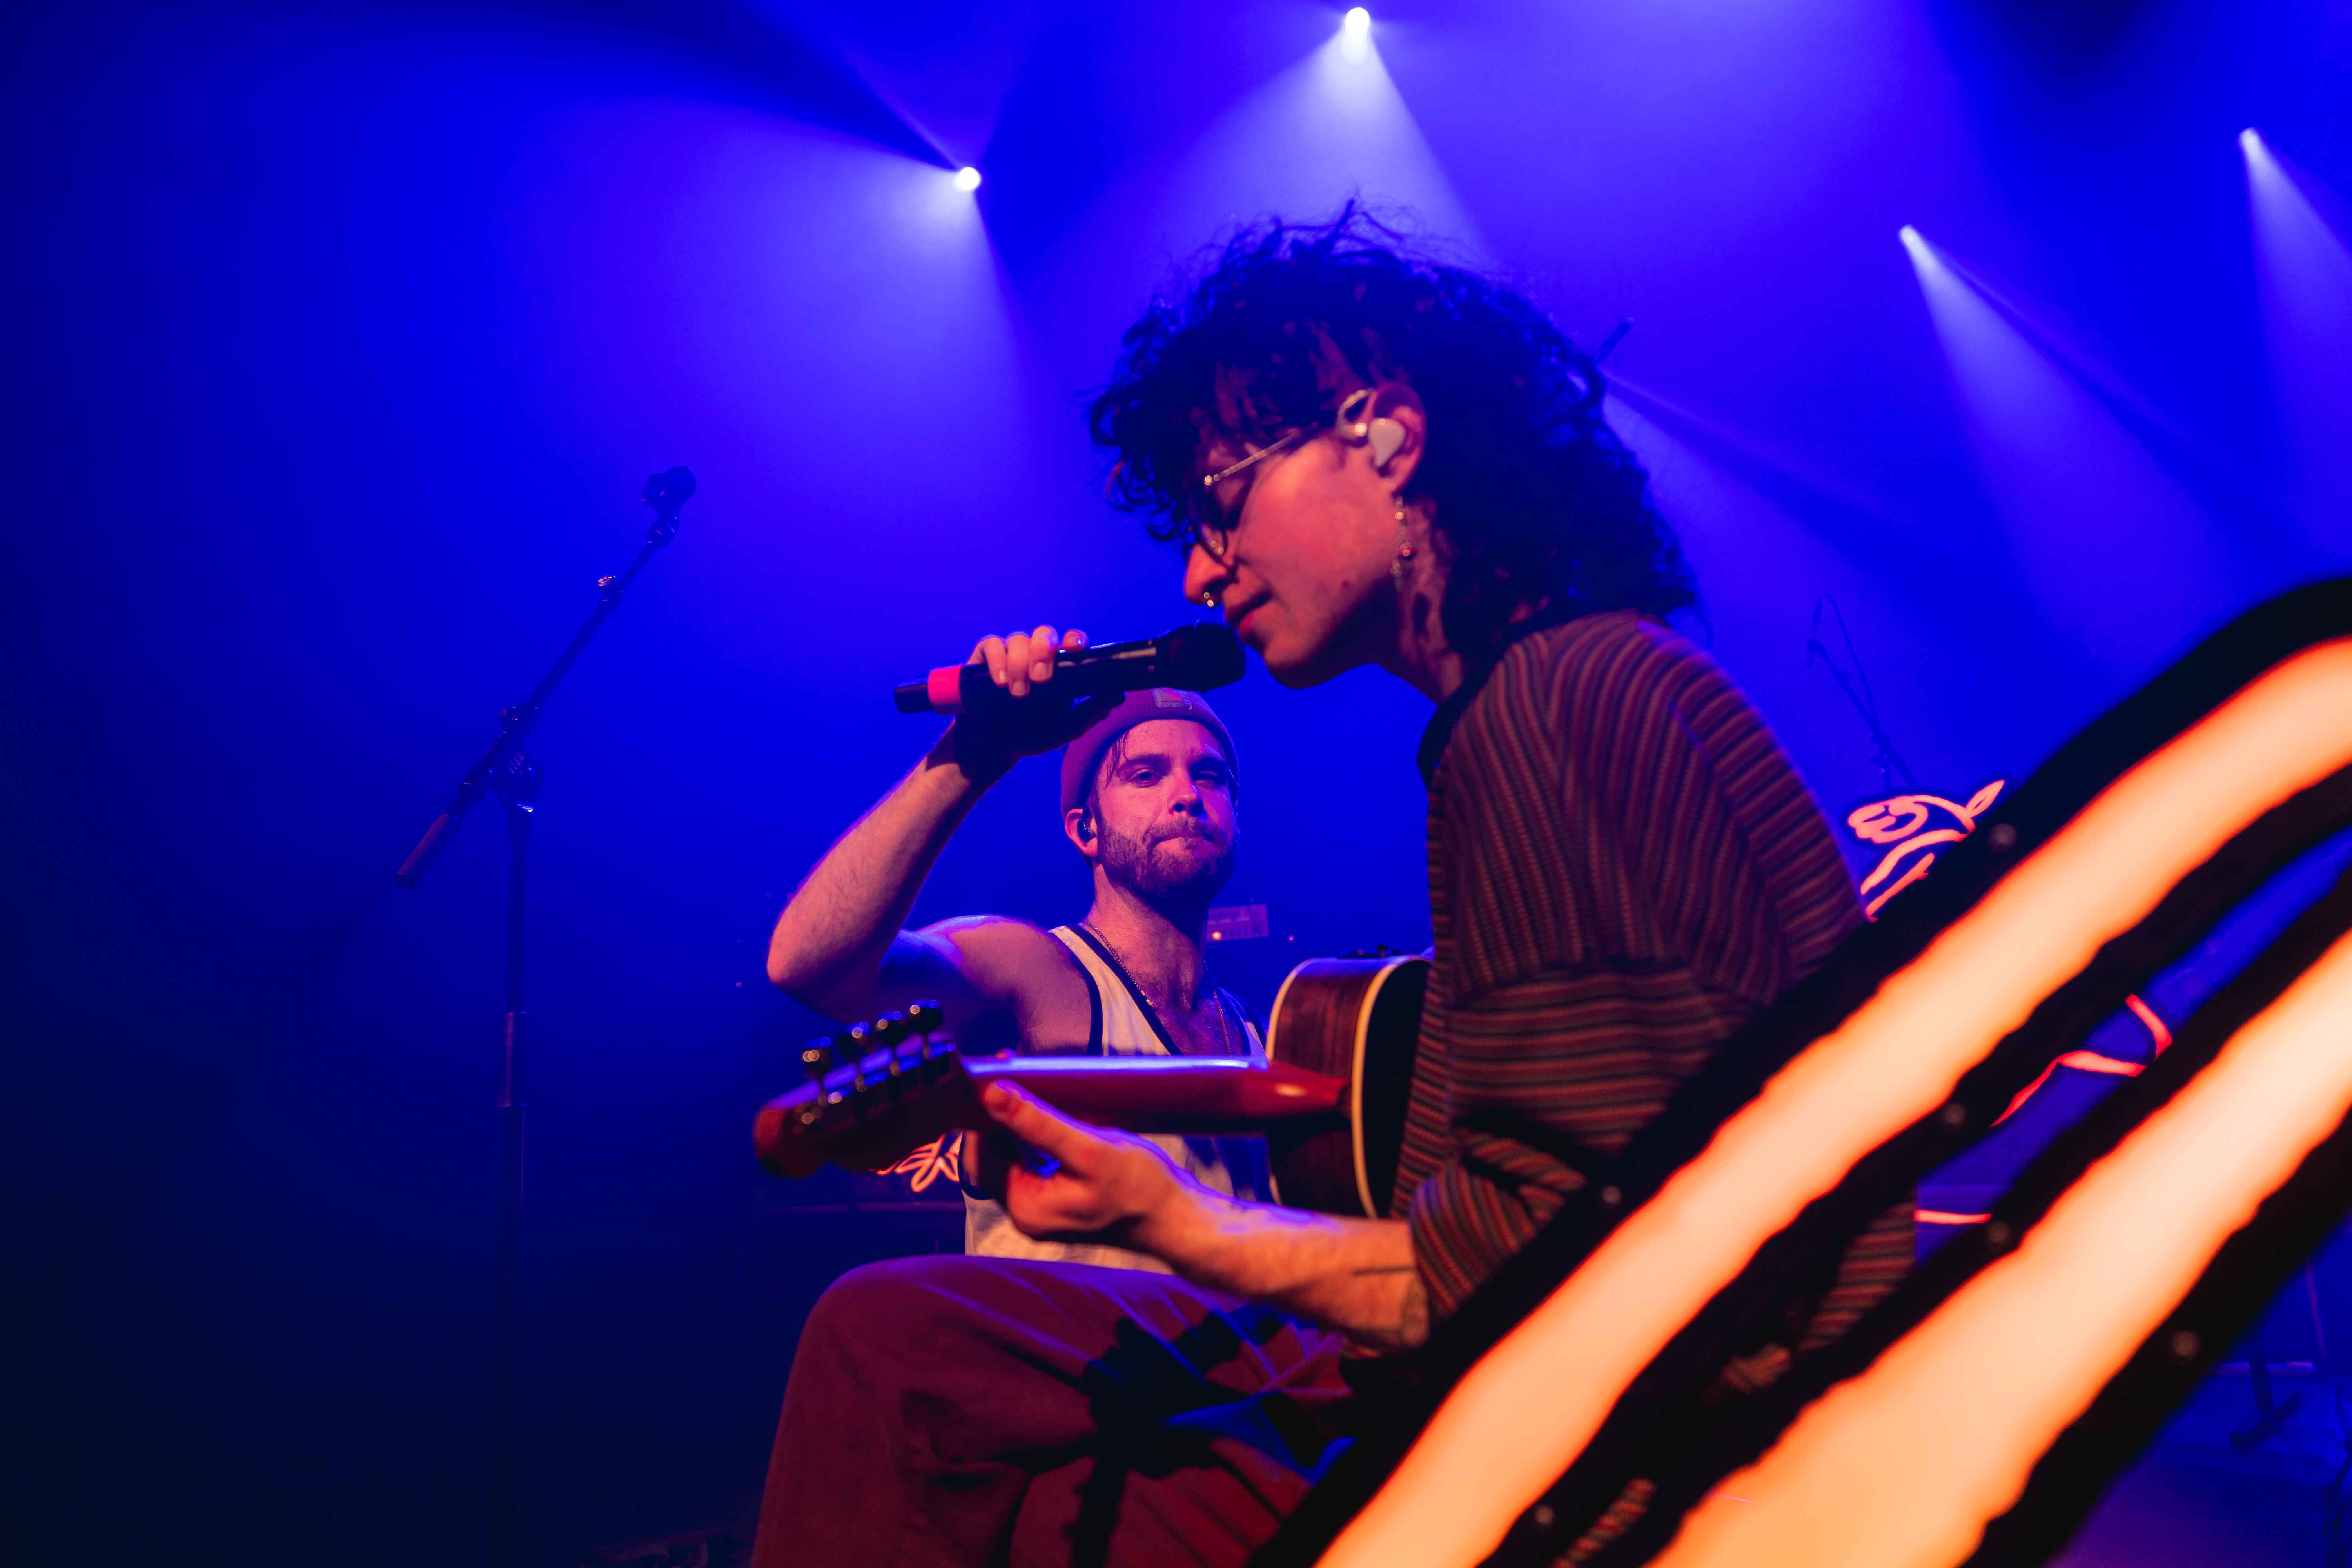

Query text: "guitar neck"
[967, 1054, 1347, 1132]
[753, 1045, 1348, 1181]
[755, 956, 1424, 1214]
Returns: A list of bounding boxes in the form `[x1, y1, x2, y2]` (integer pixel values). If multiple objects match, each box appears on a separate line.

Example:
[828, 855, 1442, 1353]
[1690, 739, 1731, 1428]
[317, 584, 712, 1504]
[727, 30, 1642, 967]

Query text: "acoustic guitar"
[753, 953, 1427, 1218]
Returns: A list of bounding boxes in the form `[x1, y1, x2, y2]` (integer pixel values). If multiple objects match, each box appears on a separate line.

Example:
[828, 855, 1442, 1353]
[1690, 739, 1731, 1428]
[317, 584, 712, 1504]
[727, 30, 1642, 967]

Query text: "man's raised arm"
[766, 624, 1112, 1024]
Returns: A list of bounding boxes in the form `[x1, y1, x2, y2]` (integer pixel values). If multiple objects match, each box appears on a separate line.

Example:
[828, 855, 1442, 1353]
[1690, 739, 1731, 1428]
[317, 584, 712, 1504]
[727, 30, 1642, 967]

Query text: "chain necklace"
[1079, 921, 1237, 1056]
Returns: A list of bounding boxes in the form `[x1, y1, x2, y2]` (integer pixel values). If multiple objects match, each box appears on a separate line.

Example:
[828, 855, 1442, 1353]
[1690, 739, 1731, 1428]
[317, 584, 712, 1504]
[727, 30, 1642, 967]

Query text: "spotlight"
[2239, 128, 2261, 154]
[1898, 223, 1927, 256]
[1343, 7, 1371, 36]
[952, 166, 982, 193]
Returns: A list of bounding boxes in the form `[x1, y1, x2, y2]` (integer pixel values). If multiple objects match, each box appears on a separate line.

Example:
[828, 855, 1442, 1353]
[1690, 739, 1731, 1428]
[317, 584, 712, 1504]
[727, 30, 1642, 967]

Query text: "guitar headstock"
[754, 1001, 977, 1179]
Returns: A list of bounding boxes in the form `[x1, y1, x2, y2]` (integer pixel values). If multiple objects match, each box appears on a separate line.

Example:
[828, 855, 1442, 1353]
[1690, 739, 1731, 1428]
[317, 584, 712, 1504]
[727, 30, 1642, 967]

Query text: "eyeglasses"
[1185, 388, 1374, 562]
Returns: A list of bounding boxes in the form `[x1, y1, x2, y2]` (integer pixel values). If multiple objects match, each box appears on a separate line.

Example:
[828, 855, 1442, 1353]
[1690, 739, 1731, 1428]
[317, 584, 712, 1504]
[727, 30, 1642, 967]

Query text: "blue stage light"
[953, 166, 982, 193]
[2240, 124, 2352, 551]
[1898, 222, 2228, 673]
[1343, 7, 1371, 37]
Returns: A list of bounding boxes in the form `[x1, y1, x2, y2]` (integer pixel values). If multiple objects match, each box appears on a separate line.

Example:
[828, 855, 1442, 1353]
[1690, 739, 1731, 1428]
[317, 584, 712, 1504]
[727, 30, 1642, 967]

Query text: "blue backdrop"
[3, 1, 2347, 1560]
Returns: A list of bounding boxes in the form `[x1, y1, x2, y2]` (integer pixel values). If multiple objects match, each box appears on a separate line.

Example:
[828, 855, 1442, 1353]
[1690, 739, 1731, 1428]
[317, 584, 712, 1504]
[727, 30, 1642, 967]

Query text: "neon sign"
[1848, 780, 2007, 921]
[1846, 781, 2172, 1227]
[882, 1134, 961, 1194]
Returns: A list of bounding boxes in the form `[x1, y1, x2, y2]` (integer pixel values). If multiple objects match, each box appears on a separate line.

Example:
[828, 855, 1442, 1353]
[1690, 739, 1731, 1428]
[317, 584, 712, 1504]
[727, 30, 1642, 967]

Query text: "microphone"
[894, 622, 1246, 715]
[642, 465, 695, 519]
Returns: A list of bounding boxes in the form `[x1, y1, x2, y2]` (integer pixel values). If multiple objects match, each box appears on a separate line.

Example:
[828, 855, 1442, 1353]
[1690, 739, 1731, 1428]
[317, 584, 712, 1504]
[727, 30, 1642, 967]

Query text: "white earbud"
[1366, 417, 1406, 468]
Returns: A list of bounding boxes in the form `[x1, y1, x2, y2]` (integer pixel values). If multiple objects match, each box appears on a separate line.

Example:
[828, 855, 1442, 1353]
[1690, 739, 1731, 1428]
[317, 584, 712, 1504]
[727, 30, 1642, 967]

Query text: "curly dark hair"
[1088, 208, 1694, 665]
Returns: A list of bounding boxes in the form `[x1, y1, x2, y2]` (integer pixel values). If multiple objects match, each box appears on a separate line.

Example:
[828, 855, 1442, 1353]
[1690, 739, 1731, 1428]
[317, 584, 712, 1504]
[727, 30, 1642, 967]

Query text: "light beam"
[2242, 128, 2352, 555]
[1900, 225, 2232, 675]
[1137, 24, 1483, 266]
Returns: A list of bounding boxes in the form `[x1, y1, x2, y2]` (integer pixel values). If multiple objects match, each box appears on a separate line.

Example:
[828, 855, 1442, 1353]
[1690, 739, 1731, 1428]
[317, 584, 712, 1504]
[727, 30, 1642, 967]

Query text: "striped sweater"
[1395, 610, 1912, 1368]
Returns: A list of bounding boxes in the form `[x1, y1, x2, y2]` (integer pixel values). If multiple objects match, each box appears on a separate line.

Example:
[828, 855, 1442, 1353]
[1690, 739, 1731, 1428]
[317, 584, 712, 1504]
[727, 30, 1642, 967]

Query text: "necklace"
[1079, 922, 1237, 1056]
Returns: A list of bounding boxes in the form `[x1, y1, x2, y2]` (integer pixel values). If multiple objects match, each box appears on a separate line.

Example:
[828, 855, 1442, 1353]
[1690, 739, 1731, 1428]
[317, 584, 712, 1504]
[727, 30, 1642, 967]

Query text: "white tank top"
[963, 925, 1270, 1270]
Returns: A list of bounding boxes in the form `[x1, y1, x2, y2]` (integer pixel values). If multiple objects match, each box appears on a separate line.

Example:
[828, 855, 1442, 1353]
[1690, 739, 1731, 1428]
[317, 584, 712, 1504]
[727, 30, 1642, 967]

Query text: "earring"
[1390, 497, 1416, 590]
[1201, 590, 1218, 606]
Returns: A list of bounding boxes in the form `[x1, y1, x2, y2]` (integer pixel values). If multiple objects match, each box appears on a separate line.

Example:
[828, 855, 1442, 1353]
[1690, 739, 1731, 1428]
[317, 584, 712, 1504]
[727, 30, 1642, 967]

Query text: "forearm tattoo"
[1396, 1273, 1429, 1348]
[1342, 1267, 1430, 1351]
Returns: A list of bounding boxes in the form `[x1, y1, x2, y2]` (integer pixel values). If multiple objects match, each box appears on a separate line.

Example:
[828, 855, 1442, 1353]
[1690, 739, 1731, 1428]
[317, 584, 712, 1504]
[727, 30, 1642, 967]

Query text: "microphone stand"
[395, 465, 694, 1568]
[1806, 595, 1918, 795]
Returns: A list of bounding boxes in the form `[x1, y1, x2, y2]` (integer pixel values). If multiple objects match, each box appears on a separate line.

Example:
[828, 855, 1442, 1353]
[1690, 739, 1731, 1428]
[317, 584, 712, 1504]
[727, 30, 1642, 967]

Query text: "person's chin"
[1249, 611, 1360, 688]
[1150, 842, 1233, 892]
[1261, 639, 1352, 689]
[1249, 628, 1315, 686]
[1153, 837, 1225, 869]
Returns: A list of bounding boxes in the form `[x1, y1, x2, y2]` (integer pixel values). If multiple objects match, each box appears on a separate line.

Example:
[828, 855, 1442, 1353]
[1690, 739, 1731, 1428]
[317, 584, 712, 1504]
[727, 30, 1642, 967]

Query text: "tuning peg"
[800, 1039, 836, 1082]
[869, 1013, 908, 1074]
[891, 1000, 949, 1063]
[843, 1022, 873, 1086]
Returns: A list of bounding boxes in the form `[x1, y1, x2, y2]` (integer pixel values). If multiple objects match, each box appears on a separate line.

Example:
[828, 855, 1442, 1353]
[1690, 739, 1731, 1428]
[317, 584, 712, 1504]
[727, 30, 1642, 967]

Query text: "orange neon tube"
[1648, 929, 2352, 1567]
[1316, 641, 2352, 1568]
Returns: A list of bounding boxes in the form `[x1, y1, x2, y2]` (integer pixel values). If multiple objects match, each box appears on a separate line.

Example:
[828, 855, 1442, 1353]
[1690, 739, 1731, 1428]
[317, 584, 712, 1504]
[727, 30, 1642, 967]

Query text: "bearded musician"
[751, 212, 1914, 1568]
[766, 675, 1269, 1265]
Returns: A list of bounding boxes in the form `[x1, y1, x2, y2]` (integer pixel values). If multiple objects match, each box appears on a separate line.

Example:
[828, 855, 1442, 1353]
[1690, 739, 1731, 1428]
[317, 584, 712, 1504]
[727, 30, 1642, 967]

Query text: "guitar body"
[1263, 955, 1428, 1218]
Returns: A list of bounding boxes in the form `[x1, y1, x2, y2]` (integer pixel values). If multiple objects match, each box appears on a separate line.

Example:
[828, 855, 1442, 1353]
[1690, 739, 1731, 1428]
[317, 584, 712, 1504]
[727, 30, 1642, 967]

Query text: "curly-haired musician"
[751, 210, 1912, 1568]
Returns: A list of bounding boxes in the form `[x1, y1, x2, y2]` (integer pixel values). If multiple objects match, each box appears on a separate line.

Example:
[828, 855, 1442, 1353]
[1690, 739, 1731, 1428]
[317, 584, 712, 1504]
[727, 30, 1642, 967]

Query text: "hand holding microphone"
[896, 619, 1245, 715]
[953, 624, 1118, 768]
[896, 619, 1247, 770]
[972, 624, 1091, 704]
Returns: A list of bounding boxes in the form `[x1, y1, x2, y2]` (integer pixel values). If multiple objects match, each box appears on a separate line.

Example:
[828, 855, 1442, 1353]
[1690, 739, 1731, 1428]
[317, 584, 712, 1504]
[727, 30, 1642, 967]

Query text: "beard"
[1095, 816, 1236, 906]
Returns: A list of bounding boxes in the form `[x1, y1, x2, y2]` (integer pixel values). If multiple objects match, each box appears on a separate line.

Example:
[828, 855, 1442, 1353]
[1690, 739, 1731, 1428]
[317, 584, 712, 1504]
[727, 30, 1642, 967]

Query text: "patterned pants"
[750, 1256, 1354, 1568]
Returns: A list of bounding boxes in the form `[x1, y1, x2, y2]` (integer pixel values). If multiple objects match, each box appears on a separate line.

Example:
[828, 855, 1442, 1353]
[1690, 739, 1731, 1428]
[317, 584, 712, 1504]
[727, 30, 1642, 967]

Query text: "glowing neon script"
[1849, 780, 2007, 920]
[1989, 993, 2176, 1128]
[884, 1134, 962, 1193]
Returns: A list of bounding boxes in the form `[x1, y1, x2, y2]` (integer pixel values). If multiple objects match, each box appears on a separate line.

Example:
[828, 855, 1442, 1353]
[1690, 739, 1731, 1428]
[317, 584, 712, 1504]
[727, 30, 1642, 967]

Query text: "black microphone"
[894, 622, 1245, 715]
[642, 465, 695, 519]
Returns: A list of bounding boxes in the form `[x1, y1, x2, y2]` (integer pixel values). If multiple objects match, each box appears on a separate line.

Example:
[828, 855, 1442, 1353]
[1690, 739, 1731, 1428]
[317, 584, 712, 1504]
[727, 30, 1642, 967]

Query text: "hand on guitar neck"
[753, 1002, 1346, 1180]
[754, 955, 1436, 1349]
[972, 1073, 1434, 1354]
[961, 1079, 1192, 1244]
[754, 954, 1428, 1220]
